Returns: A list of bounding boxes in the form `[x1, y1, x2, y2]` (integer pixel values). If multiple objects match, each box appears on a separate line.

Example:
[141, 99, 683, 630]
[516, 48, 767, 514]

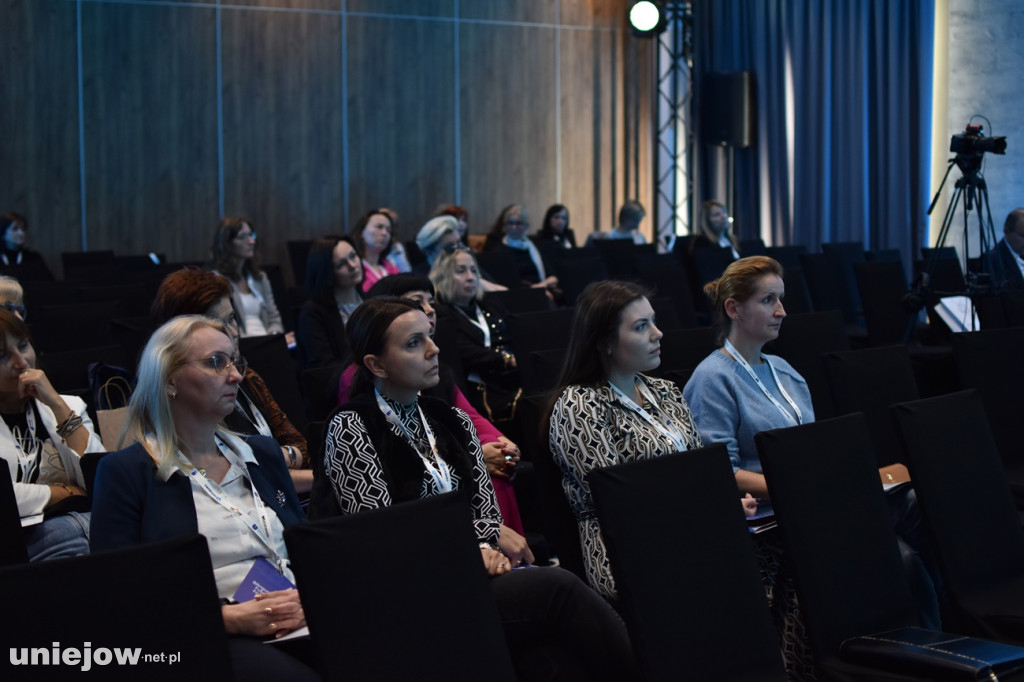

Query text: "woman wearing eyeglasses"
[0, 308, 106, 562]
[152, 268, 311, 494]
[211, 217, 293, 346]
[0, 275, 26, 320]
[482, 204, 559, 291]
[352, 210, 401, 293]
[91, 316, 316, 681]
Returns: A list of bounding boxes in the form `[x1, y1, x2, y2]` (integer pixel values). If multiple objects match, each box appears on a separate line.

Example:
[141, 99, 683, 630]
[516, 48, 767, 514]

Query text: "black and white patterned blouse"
[324, 393, 503, 544]
[548, 374, 702, 598]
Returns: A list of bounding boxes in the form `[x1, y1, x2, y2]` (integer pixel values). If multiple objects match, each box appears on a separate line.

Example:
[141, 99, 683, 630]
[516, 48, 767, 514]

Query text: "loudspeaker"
[701, 71, 756, 148]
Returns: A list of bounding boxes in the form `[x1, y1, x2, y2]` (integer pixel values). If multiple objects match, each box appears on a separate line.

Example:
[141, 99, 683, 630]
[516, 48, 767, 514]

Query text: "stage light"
[628, 1, 666, 36]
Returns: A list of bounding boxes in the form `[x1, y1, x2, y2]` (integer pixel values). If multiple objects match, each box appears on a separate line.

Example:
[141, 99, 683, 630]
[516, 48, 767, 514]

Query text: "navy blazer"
[90, 435, 305, 553]
[983, 240, 1024, 290]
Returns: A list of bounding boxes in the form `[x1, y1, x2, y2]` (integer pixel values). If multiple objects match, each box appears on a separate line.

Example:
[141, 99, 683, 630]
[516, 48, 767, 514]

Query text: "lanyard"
[459, 303, 492, 349]
[11, 403, 42, 483]
[244, 273, 265, 307]
[182, 435, 287, 575]
[1, 251, 21, 266]
[607, 378, 691, 451]
[237, 389, 273, 439]
[723, 339, 803, 426]
[375, 389, 454, 493]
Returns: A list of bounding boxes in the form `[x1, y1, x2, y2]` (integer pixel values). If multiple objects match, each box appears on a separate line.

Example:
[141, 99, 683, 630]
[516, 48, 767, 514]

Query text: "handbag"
[841, 627, 1024, 680]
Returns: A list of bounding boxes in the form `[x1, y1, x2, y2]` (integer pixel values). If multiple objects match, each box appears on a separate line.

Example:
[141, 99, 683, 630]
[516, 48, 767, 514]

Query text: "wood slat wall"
[1, 0, 652, 283]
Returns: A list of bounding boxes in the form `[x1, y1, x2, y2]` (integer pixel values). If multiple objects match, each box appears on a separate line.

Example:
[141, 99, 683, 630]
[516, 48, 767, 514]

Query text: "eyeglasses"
[191, 352, 247, 376]
[442, 242, 471, 255]
[233, 231, 257, 242]
[0, 302, 26, 319]
[506, 219, 529, 227]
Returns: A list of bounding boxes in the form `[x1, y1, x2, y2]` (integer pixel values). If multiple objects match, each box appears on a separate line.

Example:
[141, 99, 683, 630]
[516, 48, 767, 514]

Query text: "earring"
[169, 391, 177, 400]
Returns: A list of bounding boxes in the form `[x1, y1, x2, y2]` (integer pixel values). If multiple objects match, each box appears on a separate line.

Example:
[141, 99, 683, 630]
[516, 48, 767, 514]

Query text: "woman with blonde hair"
[91, 316, 315, 680]
[691, 199, 740, 259]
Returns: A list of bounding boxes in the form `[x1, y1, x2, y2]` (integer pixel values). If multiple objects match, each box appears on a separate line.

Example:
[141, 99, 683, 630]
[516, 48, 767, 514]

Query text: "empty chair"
[919, 246, 968, 294]
[109, 316, 155, 368]
[894, 390, 1024, 645]
[799, 252, 860, 326]
[238, 334, 307, 437]
[689, 246, 735, 289]
[61, 249, 115, 279]
[780, 266, 814, 315]
[633, 253, 699, 328]
[854, 260, 914, 347]
[765, 310, 850, 420]
[867, 248, 904, 262]
[483, 288, 553, 315]
[587, 446, 787, 681]
[822, 345, 918, 466]
[284, 493, 517, 681]
[31, 301, 125, 352]
[300, 366, 341, 424]
[39, 345, 129, 398]
[822, 240, 867, 310]
[520, 347, 566, 396]
[2, 534, 232, 680]
[286, 239, 314, 287]
[765, 244, 807, 270]
[555, 254, 608, 306]
[474, 250, 524, 289]
[754, 413, 1016, 681]
[655, 327, 718, 375]
[951, 327, 1024, 505]
[648, 296, 682, 332]
[739, 238, 769, 256]
[76, 282, 157, 318]
[506, 308, 575, 358]
[591, 239, 642, 279]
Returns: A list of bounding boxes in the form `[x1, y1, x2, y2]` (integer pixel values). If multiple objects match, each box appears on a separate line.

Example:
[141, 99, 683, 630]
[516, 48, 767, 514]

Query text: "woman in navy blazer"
[90, 315, 316, 681]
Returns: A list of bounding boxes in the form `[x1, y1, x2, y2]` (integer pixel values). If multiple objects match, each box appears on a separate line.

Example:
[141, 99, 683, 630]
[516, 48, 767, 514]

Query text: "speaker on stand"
[700, 71, 757, 228]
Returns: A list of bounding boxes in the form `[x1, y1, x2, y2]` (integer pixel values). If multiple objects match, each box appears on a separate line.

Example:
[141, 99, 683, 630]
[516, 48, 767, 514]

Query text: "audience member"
[414, 215, 461, 274]
[378, 207, 412, 273]
[684, 255, 942, 628]
[0, 212, 47, 269]
[211, 217, 291, 345]
[152, 268, 311, 494]
[983, 207, 1024, 290]
[0, 307, 104, 561]
[91, 316, 316, 681]
[535, 204, 577, 249]
[320, 297, 636, 681]
[585, 200, 647, 245]
[482, 204, 559, 291]
[436, 204, 469, 241]
[691, 199, 740, 259]
[431, 246, 521, 422]
[295, 236, 361, 376]
[0, 275, 26, 319]
[335, 273, 525, 534]
[352, 210, 400, 292]
[547, 281, 754, 598]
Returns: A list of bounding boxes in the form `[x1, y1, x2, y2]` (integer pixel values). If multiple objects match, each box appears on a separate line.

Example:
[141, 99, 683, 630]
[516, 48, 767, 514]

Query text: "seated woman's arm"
[89, 452, 146, 552]
[324, 410, 394, 514]
[548, 387, 621, 513]
[451, 407, 503, 544]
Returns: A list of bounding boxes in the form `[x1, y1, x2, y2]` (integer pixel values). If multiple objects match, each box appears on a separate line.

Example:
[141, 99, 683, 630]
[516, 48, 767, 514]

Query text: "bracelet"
[57, 483, 74, 497]
[284, 446, 299, 468]
[56, 413, 84, 439]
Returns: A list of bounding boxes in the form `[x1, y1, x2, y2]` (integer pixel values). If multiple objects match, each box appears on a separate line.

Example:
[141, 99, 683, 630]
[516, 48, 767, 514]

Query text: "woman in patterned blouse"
[322, 297, 637, 681]
[547, 280, 756, 599]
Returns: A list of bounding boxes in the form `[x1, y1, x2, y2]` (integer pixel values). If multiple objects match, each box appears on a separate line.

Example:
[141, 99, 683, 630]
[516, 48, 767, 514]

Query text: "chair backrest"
[648, 296, 682, 332]
[765, 244, 807, 270]
[853, 260, 913, 347]
[286, 239, 314, 287]
[474, 251, 525, 289]
[300, 366, 341, 424]
[284, 492, 517, 682]
[238, 334, 307, 436]
[821, 240, 866, 310]
[590, 239, 642, 280]
[755, 414, 919, 661]
[822, 345, 919, 466]
[799, 252, 859, 325]
[556, 254, 608, 305]
[39, 345, 130, 398]
[780, 266, 814, 315]
[951, 327, 1024, 473]
[893, 390, 1024, 596]
[483, 288, 553, 315]
[738, 238, 768, 256]
[520, 348, 566, 396]
[919, 246, 967, 293]
[656, 327, 718, 375]
[587, 446, 787, 681]
[31, 301, 125, 352]
[633, 254, 699, 329]
[506, 308, 575, 358]
[764, 310, 850, 420]
[689, 246, 735, 290]
[2, 534, 231, 679]
[0, 466, 28, 566]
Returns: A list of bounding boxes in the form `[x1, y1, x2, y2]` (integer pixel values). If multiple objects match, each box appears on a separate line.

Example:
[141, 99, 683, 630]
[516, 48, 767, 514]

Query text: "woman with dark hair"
[296, 236, 361, 375]
[352, 210, 400, 293]
[0, 307, 105, 561]
[152, 268, 311, 493]
[91, 316, 315, 681]
[335, 273, 526, 535]
[322, 297, 636, 681]
[211, 217, 291, 344]
[691, 199, 740, 259]
[0, 212, 50, 274]
[547, 281, 753, 599]
[534, 204, 576, 249]
[482, 204, 559, 291]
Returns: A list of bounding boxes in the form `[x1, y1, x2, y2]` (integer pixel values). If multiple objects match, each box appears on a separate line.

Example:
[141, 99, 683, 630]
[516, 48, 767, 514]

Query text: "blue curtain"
[694, 0, 935, 261]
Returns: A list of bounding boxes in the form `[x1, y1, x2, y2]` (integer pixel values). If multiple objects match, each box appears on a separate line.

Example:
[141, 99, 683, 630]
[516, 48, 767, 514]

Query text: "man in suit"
[983, 208, 1024, 290]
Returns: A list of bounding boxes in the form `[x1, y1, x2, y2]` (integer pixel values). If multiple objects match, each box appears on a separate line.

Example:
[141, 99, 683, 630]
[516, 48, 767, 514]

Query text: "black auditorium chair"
[483, 288, 553, 316]
[951, 327, 1024, 507]
[853, 260, 915, 347]
[238, 334, 307, 437]
[756, 413, 1024, 681]
[893, 390, 1024, 645]
[822, 345, 919, 466]
[591, 239, 642, 280]
[555, 252, 608, 305]
[300, 366, 341, 425]
[633, 252, 699, 328]
[654, 327, 718, 376]
[287, 239, 314, 288]
[780, 265, 814, 315]
[765, 244, 807, 270]
[2, 534, 232, 681]
[40, 345, 129, 399]
[799, 252, 861, 327]
[475, 251, 524, 290]
[821, 240, 867, 311]
[648, 296, 682, 332]
[739, 238, 768, 256]
[30, 301, 125, 352]
[284, 493, 517, 682]
[765, 310, 850, 420]
[587, 446, 787, 681]
[520, 348, 566, 396]
[0, 467, 28, 567]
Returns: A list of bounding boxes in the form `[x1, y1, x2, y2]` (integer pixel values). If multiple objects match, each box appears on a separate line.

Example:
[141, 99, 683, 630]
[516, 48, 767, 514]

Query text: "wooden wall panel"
[226, 0, 337, 9]
[560, 26, 622, 237]
[459, 22, 558, 238]
[81, 2, 220, 262]
[460, 0, 557, 25]
[346, 14, 456, 242]
[221, 7, 344, 272]
[561, 0, 622, 28]
[347, 0, 453, 17]
[0, 0, 81, 269]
